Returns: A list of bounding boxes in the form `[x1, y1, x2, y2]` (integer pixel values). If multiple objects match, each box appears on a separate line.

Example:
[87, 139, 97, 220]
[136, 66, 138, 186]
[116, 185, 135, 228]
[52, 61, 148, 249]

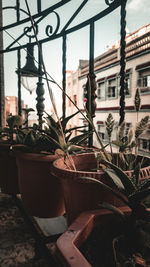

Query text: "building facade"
[66, 23, 150, 156]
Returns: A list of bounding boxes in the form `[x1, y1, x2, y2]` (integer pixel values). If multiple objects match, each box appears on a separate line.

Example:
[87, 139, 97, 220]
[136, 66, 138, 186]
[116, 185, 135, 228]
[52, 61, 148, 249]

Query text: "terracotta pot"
[16, 152, 65, 218]
[57, 206, 131, 267]
[52, 153, 150, 225]
[0, 144, 19, 194]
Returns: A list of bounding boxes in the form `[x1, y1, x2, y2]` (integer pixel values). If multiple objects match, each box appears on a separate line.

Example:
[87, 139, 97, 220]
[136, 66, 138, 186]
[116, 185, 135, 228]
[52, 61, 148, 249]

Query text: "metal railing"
[0, 0, 127, 146]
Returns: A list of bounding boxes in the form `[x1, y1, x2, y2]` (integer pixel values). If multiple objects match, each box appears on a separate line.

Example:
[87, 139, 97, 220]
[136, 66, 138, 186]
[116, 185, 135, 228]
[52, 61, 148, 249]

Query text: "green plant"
[15, 111, 90, 156]
[80, 160, 150, 266]
[22, 4, 149, 174]
[0, 114, 22, 145]
[94, 112, 149, 172]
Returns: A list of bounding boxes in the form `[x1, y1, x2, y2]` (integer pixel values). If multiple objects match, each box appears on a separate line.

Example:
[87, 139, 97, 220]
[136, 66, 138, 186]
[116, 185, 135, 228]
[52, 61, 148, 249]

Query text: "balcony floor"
[0, 191, 66, 267]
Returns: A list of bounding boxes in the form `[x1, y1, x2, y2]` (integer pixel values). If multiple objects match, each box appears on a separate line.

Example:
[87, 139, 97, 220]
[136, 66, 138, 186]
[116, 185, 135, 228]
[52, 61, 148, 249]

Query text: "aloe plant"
[80, 160, 150, 266]
[15, 111, 89, 155]
[103, 113, 149, 170]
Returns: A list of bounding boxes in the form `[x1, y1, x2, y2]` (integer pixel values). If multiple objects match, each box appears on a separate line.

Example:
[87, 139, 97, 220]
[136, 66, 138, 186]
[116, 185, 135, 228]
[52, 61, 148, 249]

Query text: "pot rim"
[52, 152, 150, 179]
[57, 206, 131, 267]
[53, 152, 104, 175]
[15, 151, 58, 162]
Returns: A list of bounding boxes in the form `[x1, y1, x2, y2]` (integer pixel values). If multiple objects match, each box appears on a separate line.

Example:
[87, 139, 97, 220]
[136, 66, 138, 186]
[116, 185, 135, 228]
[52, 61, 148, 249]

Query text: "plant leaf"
[100, 159, 136, 195]
[129, 188, 150, 207]
[78, 176, 129, 206]
[138, 178, 150, 190]
[61, 111, 79, 131]
[104, 169, 125, 191]
[100, 202, 126, 221]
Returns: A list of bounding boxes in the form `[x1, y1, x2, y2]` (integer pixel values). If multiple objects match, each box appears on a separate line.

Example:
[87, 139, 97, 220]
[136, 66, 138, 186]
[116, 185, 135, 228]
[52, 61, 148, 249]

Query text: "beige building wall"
[66, 23, 150, 156]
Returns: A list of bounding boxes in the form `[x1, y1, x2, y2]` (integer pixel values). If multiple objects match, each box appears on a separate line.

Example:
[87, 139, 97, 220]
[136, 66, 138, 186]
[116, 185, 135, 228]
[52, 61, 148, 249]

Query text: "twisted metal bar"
[36, 43, 45, 128]
[62, 34, 66, 120]
[119, 0, 127, 125]
[85, 22, 97, 147]
[17, 48, 22, 116]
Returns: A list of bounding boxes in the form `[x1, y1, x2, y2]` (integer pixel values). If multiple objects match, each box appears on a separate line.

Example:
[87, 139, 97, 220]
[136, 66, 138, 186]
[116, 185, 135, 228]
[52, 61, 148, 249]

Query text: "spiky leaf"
[135, 116, 149, 139]
[100, 202, 126, 221]
[100, 159, 136, 195]
[79, 176, 129, 206]
[129, 188, 150, 206]
[104, 168, 125, 191]
[134, 88, 141, 112]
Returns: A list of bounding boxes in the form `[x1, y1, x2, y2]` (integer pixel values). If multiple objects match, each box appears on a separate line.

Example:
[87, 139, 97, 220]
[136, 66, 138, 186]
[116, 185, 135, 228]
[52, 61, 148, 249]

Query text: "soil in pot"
[79, 219, 150, 267]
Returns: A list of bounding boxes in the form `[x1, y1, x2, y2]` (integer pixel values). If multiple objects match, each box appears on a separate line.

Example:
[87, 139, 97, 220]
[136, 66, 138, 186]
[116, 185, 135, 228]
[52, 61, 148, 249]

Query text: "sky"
[2, 0, 150, 118]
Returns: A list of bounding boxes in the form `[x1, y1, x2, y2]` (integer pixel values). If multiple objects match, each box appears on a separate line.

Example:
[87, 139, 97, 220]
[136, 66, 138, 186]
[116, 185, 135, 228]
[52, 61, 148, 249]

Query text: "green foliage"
[105, 113, 115, 139]
[101, 113, 150, 171]
[15, 111, 89, 154]
[134, 88, 141, 112]
[80, 158, 150, 228]
[135, 115, 149, 139]
[0, 114, 22, 145]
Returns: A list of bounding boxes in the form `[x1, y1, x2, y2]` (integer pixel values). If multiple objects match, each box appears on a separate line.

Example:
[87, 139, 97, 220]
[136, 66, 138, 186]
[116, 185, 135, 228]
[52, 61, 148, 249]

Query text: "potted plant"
[52, 113, 150, 225]
[13, 111, 89, 218]
[0, 114, 22, 194]
[56, 162, 150, 267]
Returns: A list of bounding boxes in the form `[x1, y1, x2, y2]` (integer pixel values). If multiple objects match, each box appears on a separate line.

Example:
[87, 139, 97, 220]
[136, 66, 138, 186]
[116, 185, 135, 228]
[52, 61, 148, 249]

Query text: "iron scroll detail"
[24, 24, 38, 39]
[45, 11, 60, 37]
[105, 0, 115, 6]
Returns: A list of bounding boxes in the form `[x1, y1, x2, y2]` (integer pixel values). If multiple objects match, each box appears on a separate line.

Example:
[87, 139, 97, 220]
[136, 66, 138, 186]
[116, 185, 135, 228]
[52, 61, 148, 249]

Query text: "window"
[97, 81, 105, 100]
[143, 139, 147, 150]
[125, 75, 130, 95]
[97, 124, 105, 140]
[143, 75, 150, 87]
[137, 68, 150, 93]
[107, 78, 116, 98]
[138, 75, 150, 88]
[83, 85, 87, 99]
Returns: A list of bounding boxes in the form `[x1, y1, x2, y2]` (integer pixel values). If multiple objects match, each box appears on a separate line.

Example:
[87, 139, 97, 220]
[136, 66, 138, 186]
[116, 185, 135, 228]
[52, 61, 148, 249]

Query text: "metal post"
[37, 0, 41, 13]
[0, 0, 5, 127]
[17, 49, 22, 116]
[119, 0, 127, 126]
[62, 34, 66, 119]
[36, 44, 45, 128]
[86, 22, 97, 147]
[16, 0, 20, 21]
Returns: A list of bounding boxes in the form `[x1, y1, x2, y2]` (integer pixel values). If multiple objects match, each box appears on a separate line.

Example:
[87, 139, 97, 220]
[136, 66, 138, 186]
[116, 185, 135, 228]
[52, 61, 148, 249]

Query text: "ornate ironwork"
[0, 0, 127, 145]
[45, 11, 60, 37]
[24, 25, 38, 39]
[105, 0, 115, 5]
[36, 44, 45, 128]
[0, 0, 125, 53]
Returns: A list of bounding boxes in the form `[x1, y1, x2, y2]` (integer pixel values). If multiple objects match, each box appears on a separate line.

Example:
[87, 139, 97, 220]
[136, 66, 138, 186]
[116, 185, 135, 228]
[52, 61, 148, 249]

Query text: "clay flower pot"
[0, 144, 19, 194]
[52, 153, 150, 225]
[57, 206, 131, 267]
[16, 152, 65, 218]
